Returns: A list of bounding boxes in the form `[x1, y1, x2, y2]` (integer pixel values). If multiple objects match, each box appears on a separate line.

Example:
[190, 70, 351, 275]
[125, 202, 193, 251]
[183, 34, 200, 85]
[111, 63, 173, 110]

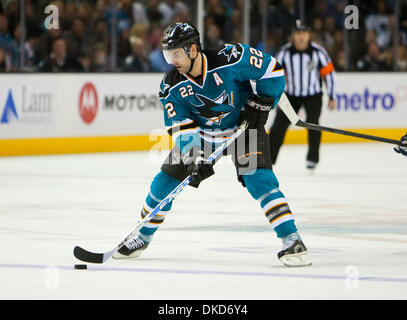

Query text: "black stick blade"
[73, 246, 104, 264]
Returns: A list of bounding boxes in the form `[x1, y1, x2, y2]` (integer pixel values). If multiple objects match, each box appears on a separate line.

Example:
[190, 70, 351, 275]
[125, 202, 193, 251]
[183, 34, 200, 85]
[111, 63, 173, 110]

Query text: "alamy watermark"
[44, 264, 60, 290]
[344, 5, 359, 30]
[147, 127, 259, 176]
[344, 265, 359, 290]
[44, 4, 59, 30]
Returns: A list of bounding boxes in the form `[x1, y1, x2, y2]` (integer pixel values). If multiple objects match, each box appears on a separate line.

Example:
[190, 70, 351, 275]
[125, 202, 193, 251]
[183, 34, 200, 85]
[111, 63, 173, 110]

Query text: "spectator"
[205, 0, 226, 36]
[149, 47, 172, 72]
[145, 0, 164, 27]
[0, 47, 5, 72]
[221, 1, 236, 43]
[310, 16, 324, 44]
[89, 43, 110, 72]
[322, 16, 336, 52]
[256, 33, 279, 56]
[104, 0, 132, 35]
[2, 0, 19, 37]
[229, 8, 243, 43]
[0, 46, 11, 72]
[204, 23, 224, 50]
[129, 23, 151, 53]
[63, 18, 88, 58]
[94, 0, 109, 21]
[132, 1, 150, 26]
[269, 0, 298, 44]
[10, 23, 37, 71]
[158, 0, 189, 27]
[24, 1, 43, 40]
[148, 25, 163, 50]
[353, 29, 378, 69]
[117, 25, 132, 65]
[327, 0, 346, 28]
[0, 0, 403, 73]
[76, 1, 94, 26]
[90, 17, 110, 48]
[365, 0, 392, 50]
[400, 1, 407, 47]
[171, 9, 191, 25]
[331, 30, 344, 66]
[309, 0, 330, 19]
[122, 36, 151, 72]
[78, 54, 92, 72]
[117, 0, 134, 28]
[64, 1, 78, 28]
[147, 25, 172, 72]
[0, 14, 13, 54]
[381, 34, 407, 71]
[356, 41, 390, 71]
[38, 37, 84, 72]
[397, 46, 407, 71]
[34, 27, 63, 64]
[335, 50, 346, 71]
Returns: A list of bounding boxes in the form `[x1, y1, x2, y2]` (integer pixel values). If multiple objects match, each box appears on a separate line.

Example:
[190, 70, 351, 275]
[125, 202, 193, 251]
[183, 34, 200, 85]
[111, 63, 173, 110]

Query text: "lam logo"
[79, 82, 98, 124]
[1, 90, 18, 124]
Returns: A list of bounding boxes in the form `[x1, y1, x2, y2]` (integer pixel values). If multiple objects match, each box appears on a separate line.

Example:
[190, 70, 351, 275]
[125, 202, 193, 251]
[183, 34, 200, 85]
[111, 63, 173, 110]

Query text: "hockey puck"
[74, 264, 87, 270]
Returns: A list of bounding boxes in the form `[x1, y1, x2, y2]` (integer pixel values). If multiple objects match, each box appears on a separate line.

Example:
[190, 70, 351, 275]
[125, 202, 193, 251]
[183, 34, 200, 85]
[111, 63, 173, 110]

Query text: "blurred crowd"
[0, 0, 407, 72]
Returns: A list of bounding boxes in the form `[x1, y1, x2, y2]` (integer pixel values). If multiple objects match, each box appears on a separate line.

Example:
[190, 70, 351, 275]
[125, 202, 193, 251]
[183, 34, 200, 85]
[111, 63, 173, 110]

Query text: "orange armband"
[320, 61, 334, 77]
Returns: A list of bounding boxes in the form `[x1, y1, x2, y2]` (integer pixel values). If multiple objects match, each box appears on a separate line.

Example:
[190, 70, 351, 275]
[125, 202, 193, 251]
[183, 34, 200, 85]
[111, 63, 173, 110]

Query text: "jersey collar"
[184, 53, 207, 88]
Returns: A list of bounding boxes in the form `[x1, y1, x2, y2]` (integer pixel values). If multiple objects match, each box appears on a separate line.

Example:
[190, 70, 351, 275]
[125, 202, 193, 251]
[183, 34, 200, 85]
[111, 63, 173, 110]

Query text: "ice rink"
[1, 142, 406, 300]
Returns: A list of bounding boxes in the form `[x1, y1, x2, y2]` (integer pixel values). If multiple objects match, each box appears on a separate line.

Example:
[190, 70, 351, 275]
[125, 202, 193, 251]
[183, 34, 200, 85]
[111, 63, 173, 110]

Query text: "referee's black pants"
[269, 93, 323, 164]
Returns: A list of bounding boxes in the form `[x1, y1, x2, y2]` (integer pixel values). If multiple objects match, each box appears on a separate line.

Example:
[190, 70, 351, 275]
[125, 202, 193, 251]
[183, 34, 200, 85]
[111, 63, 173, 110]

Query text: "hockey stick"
[73, 121, 249, 264]
[277, 93, 401, 145]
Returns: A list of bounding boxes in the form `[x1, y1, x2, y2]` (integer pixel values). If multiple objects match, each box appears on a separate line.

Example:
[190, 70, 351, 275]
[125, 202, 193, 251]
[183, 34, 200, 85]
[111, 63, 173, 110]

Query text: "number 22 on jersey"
[249, 47, 263, 69]
[179, 85, 194, 98]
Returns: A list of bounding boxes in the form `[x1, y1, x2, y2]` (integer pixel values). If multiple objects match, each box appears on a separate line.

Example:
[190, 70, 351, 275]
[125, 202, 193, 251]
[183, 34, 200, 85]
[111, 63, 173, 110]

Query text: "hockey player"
[113, 22, 311, 267]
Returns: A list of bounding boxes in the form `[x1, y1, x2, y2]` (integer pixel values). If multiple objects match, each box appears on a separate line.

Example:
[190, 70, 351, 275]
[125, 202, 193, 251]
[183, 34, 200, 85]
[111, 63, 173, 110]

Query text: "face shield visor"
[163, 47, 188, 65]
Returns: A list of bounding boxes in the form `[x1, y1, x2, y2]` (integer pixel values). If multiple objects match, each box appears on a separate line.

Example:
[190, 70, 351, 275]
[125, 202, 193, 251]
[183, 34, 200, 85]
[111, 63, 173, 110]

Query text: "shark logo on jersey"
[218, 44, 241, 63]
[159, 83, 171, 99]
[192, 91, 235, 126]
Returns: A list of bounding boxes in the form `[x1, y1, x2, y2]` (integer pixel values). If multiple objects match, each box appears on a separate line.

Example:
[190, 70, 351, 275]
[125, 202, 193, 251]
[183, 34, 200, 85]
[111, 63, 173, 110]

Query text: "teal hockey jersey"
[158, 43, 285, 153]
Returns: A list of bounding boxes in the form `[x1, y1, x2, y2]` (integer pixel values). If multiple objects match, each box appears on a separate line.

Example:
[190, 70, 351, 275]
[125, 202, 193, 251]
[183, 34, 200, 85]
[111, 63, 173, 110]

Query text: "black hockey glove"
[238, 95, 274, 129]
[394, 133, 407, 156]
[184, 152, 215, 188]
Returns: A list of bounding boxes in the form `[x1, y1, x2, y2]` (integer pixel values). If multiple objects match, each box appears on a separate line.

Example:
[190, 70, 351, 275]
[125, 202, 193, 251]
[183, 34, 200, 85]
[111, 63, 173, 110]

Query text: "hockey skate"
[306, 161, 317, 175]
[113, 233, 149, 259]
[278, 239, 312, 267]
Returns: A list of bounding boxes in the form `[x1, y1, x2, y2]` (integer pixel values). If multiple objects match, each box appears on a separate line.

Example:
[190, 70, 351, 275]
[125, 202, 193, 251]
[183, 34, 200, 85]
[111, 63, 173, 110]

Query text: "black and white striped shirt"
[276, 41, 336, 99]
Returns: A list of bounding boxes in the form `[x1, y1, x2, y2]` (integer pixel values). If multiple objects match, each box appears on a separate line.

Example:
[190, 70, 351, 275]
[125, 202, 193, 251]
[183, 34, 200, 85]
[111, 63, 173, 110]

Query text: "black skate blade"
[73, 246, 104, 264]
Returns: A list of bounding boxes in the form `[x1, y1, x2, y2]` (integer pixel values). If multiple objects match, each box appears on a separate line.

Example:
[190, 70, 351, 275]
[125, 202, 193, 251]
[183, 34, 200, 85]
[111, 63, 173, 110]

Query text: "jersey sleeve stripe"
[259, 58, 285, 80]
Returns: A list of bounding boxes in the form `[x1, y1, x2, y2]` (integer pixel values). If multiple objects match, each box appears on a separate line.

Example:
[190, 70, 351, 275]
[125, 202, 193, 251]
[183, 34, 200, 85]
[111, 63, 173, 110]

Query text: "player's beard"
[176, 62, 191, 74]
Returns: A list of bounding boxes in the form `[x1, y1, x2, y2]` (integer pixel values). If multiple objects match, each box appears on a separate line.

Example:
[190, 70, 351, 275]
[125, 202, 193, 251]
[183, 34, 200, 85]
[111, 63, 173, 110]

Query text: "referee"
[269, 21, 336, 171]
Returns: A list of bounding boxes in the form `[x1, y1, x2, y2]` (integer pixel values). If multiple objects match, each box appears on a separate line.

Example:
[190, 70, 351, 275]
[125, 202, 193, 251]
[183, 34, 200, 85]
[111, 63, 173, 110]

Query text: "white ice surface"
[0, 142, 406, 300]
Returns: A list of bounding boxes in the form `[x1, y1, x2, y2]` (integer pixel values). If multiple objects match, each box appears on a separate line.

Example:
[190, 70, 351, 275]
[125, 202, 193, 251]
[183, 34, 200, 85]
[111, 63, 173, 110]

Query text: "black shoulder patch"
[159, 68, 186, 99]
[273, 60, 284, 72]
[205, 43, 243, 71]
